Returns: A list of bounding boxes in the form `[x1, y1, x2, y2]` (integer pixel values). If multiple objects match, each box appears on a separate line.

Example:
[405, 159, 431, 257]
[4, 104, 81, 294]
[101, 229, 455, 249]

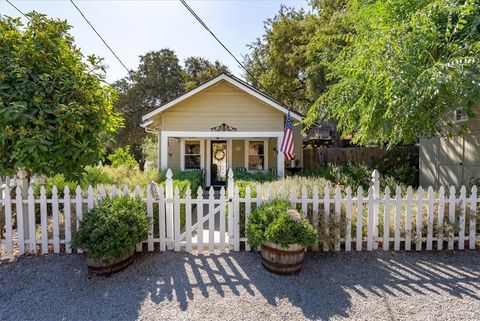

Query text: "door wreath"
[214, 149, 225, 161]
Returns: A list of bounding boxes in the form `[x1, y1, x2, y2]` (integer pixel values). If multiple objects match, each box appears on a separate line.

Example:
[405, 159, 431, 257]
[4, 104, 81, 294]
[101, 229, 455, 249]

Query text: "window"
[248, 141, 265, 170]
[185, 141, 201, 169]
[454, 108, 468, 122]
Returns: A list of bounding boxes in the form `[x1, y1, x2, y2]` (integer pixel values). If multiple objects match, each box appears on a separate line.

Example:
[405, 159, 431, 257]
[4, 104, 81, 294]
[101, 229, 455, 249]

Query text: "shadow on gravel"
[0, 251, 479, 320]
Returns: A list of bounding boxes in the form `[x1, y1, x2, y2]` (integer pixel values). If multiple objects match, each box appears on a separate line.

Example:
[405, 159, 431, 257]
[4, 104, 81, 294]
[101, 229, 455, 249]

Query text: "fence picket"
[394, 187, 401, 251]
[220, 187, 226, 252]
[426, 187, 434, 250]
[165, 169, 174, 250]
[323, 186, 330, 252]
[26, 186, 36, 254]
[345, 186, 352, 252]
[15, 186, 25, 254]
[367, 187, 374, 251]
[458, 186, 467, 250]
[159, 185, 166, 251]
[312, 185, 320, 251]
[185, 187, 192, 253]
[268, 185, 274, 201]
[356, 187, 363, 251]
[52, 186, 60, 253]
[416, 187, 424, 251]
[87, 186, 94, 211]
[437, 186, 445, 250]
[111, 185, 117, 198]
[64, 187, 72, 254]
[405, 187, 413, 251]
[174, 187, 181, 252]
[40, 186, 48, 254]
[4, 184, 13, 253]
[234, 185, 240, 251]
[290, 186, 297, 206]
[197, 186, 204, 253]
[98, 185, 106, 199]
[334, 186, 341, 251]
[208, 186, 215, 252]
[123, 185, 129, 196]
[469, 186, 477, 249]
[383, 187, 391, 251]
[245, 186, 252, 251]
[146, 186, 154, 251]
[448, 186, 456, 250]
[301, 186, 308, 215]
[75, 186, 83, 253]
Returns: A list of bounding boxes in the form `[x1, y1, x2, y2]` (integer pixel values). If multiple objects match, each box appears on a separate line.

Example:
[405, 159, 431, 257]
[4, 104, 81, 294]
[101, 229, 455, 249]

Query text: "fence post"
[371, 170, 380, 249]
[227, 168, 234, 248]
[165, 169, 174, 250]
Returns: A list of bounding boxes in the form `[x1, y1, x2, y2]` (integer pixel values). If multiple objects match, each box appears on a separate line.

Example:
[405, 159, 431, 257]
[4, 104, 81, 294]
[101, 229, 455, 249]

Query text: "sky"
[1, 0, 309, 83]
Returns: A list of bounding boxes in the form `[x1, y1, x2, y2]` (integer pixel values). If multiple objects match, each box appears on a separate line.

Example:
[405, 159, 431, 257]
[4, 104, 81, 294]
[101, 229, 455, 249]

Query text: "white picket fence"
[0, 169, 479, 255]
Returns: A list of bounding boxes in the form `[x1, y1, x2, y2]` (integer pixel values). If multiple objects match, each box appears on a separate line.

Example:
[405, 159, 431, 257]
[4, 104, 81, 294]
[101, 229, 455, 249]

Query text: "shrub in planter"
[72, 196, 150, 276]
[246, 199, 317, 275]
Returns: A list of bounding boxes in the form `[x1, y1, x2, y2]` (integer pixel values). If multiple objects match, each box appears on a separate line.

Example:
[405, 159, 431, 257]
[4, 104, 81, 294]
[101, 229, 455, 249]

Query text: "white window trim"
[180, 139, 204, 171]
[245, 139, 268, 172]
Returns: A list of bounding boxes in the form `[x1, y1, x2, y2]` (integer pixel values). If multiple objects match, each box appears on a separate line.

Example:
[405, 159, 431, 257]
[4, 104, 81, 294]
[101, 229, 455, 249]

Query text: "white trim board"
[162, 131, 284, 138]
[142, 74, 303, 122]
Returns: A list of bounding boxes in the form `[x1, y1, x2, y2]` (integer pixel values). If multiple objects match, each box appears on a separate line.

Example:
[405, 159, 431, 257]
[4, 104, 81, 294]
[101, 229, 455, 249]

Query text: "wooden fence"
[303, 146, 417, 168]
[0, 169, 479, 255]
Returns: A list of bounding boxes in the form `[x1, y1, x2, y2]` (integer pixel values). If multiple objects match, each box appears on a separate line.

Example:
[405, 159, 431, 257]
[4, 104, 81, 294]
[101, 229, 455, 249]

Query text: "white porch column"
[276, 135, 285, 177]
[160, 131, 168, 171]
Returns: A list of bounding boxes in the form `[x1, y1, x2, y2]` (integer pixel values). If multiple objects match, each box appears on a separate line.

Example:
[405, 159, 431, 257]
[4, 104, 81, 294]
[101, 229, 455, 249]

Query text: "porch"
[160, 131, 286, 186]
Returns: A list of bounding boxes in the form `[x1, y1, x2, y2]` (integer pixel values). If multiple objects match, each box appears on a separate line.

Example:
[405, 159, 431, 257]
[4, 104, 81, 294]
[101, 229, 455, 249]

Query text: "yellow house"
[141, 73, 303, 186]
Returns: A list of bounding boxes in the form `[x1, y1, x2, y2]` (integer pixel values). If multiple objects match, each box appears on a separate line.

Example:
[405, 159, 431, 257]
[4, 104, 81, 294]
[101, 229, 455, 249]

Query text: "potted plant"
[72, 196, 150, 276]
[246, 199, 317, 275]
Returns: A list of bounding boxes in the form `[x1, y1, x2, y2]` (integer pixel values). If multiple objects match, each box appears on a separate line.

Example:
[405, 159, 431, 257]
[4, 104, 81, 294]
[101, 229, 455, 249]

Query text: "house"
[141, 73, 303, 186]
[419, 107, 480, 188]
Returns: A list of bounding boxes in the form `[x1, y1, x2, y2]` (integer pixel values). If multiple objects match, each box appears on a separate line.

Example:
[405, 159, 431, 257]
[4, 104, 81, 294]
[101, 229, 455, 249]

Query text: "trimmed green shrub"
[72, 196, 150, 260]
[232, 169, 276, 182]
[246, 199, 317, 249]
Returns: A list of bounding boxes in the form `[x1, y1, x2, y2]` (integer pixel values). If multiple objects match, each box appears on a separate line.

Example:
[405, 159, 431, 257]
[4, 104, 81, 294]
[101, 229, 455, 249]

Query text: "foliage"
[35, 165, 162, 197]
[232, 169, 276, 183]
[108, 147, 138, 170]
[306, 0, 480, 146]
[112, 50, 229, 161]
[71, 196, 150, 260]
[246, 199, 317, 248]
[142, 135, 158, 169]
[0, 13, 123, 179]
[244, 1, 348, 114]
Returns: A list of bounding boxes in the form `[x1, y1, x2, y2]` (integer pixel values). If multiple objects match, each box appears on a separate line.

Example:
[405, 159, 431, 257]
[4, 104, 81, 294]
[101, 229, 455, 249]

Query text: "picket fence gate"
[0, 169, 479, 255]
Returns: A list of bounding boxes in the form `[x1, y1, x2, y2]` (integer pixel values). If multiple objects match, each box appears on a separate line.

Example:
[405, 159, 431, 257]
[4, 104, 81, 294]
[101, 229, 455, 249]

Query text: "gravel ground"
[0, 250, 479, 321]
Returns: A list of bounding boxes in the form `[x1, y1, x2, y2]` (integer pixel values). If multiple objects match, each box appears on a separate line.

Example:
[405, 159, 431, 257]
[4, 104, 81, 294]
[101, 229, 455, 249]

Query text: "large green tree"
[113, 51, 228, 161]
[306, 0, 480, 146]
[244, 2, 348, 114]
[0, 13, 122, 179]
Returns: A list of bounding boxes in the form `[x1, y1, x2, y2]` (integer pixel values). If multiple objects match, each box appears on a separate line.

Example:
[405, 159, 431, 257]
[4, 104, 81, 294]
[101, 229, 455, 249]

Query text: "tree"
[113, 51, 229, 162]
[0, 13, 123, 179]
[112, 49, 184, 161]
[305, 0, 480, 146]
[244, 6, 319, 114]
[183, 56, 229, 90]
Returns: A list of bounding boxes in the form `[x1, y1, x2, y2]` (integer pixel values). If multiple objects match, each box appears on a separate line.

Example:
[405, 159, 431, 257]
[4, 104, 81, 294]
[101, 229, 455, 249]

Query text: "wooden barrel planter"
[86, 248, 135, 276]
[261, 242, 305, 275]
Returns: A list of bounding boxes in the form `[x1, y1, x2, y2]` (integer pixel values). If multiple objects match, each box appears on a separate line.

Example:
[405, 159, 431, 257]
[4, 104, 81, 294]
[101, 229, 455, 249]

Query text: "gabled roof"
[141, 73, 303, 123]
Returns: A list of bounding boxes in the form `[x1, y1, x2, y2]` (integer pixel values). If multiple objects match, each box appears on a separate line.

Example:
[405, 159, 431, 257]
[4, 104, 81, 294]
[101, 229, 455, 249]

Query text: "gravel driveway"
[0, 250, 479, 321]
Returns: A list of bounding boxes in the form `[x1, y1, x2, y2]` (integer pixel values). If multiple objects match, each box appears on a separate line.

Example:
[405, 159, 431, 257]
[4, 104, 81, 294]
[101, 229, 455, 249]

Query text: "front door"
[211, 140, 227, 186]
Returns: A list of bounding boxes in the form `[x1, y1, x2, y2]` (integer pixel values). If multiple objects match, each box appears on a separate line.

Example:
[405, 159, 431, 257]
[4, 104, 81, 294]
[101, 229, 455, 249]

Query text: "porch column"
[276, 135, 285, 177]
[160, 131, 168, 171]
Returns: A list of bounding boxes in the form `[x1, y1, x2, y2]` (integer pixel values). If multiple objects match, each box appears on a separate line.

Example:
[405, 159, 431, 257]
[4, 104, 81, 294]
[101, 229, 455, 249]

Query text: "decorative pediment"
[211, 123, 237, 132]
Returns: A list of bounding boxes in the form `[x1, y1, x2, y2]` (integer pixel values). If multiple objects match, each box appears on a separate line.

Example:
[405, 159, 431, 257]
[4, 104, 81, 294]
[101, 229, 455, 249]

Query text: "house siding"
[232, 140, 245, 169]
[420, 106, 480, 187]
[158, 81, 284, 132]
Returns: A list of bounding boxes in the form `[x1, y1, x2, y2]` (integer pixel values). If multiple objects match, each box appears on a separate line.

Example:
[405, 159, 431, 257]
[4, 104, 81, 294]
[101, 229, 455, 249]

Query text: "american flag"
[280, 110, 295, 161]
